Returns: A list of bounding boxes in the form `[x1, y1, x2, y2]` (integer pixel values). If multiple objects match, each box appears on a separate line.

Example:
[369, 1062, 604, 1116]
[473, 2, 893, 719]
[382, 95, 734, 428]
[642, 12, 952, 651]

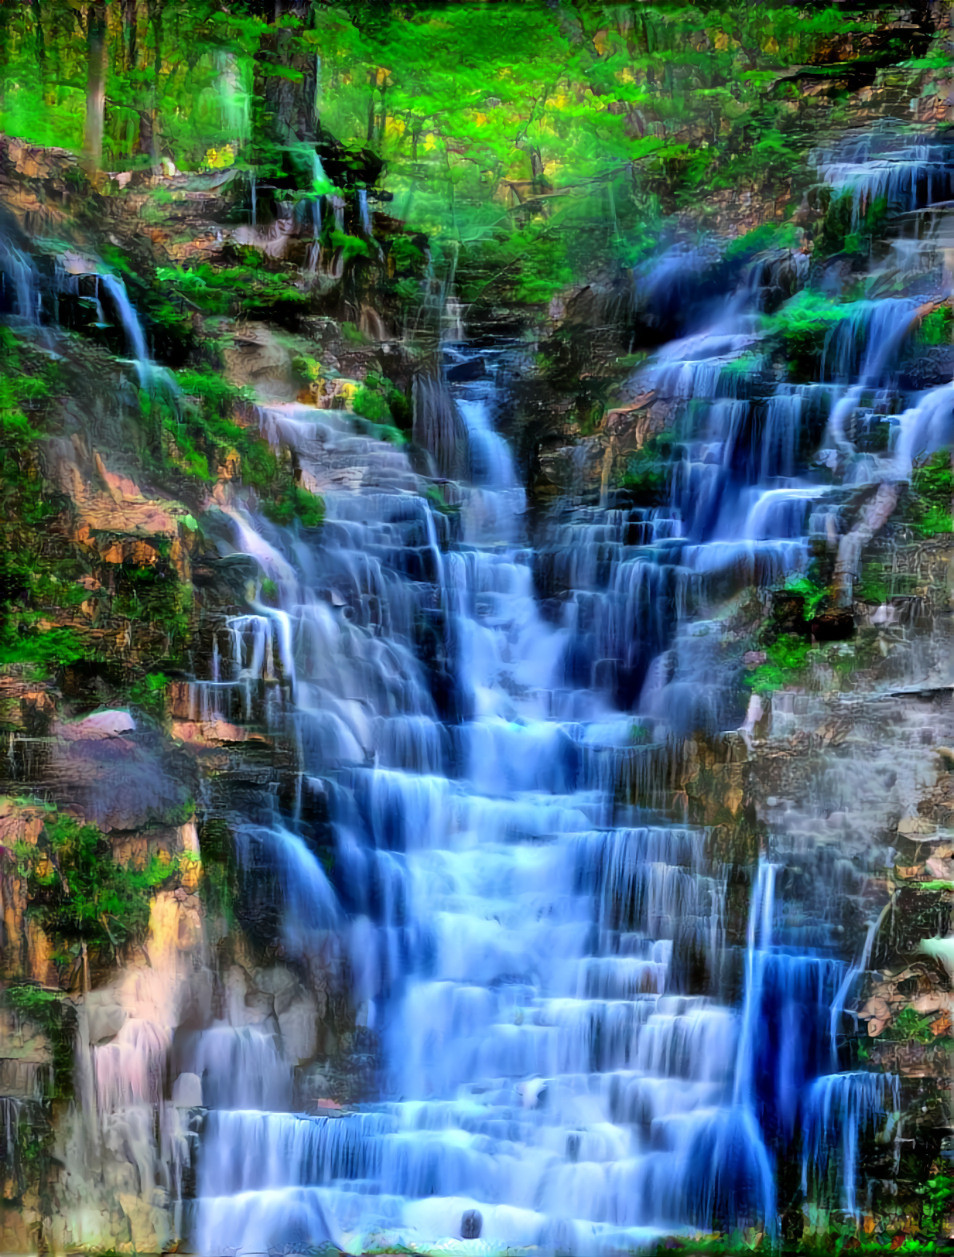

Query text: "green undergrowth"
[12, 812, 173, 964]
[762, 290, 848, 380]
[156, 262, 309, 322]
[616, 431, 676, 504]
[725, 221, 802, 264]
[3, 984, 74, 1101]
[155, 368, 325, 527]
[906, 451, 953, 537]
[915, 306, 953, 347]
[0, 327, 86, 675]
[746, 633, 814, 695]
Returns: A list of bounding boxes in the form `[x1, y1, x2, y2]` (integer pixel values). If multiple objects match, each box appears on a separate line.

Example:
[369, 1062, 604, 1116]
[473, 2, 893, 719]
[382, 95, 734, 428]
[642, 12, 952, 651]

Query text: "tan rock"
[897, 816, 936, 836]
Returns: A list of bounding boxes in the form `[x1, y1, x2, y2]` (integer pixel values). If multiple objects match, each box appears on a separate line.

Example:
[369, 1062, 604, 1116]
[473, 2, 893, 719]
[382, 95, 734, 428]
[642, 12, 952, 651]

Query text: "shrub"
[16, 813, 172, 960]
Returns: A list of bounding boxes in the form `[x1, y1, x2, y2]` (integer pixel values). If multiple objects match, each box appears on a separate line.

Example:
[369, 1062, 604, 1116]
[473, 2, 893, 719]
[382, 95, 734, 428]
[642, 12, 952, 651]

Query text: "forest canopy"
[0, 2, 942, 304]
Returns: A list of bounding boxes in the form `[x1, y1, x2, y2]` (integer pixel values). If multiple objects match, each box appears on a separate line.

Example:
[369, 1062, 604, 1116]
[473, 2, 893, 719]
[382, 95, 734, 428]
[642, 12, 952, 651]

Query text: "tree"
[83, 0, 108, 171]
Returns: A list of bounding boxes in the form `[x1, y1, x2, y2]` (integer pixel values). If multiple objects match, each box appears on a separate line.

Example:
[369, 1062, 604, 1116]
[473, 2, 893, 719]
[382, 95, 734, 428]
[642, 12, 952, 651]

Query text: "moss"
[0, 627, 88, 674]
[783, 574, 829, 619]
[126, 671, 170, 722]
[725, 221, 801, 263]
[353, 383, 391, 424]
[263, 484, 325, 528]
[907, 451, 953, 537]
[3, 984, 73, 1100]
[341, 321, 369, 345]
[916, 306, 953, 347]
[746, 634, 813, 695]
[423, 485, 457, 515]
[617, 432, 675, 504]
[762, 289, 848, 379]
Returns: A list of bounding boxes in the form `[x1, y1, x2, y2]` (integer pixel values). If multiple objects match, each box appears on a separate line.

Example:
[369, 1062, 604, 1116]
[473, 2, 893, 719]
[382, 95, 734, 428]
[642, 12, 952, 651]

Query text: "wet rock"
[277, 992, 319, 1063]
[57, 710, 136, 741]
[171, 1072, 202, 1108]
[461, 1210, 482, 1239]
[810, 610, 856, 641]
[84, 991, 127, 1046]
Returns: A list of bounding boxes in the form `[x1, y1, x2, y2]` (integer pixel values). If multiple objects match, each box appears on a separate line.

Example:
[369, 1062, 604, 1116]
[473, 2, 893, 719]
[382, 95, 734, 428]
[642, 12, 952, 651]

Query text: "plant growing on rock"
[15, 813, 172, 967]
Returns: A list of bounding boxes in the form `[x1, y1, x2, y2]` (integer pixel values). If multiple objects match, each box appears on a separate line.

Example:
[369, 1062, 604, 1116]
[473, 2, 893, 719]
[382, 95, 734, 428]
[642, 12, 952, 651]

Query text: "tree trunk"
[31, 0, 49, 104]
[123, 0, 138, 73]
[144, 0, 161, 161]
[84, 1, 108, 172]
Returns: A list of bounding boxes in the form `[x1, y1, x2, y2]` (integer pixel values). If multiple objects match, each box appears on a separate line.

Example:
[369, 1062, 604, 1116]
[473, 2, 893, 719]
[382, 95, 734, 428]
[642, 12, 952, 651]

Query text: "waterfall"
[186, 320, 915, 1250]
[6, 123, 948, 1254]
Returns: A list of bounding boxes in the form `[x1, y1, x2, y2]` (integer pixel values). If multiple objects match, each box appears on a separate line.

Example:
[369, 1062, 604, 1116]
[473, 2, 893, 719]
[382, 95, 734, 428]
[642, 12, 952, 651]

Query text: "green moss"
[763, 290, 848, 379]
[746, 634, 813, 695]
[916, 306, 952, 347]
[908, 451, 953, 537]
[156, 264, 308, 320]
[127, 671, 170, 721]
[423, 485, 456, 515]
[0, 627, 88, 675]
[725, 221, 800, 263]
[3, 984, 73, 1100]
[263, 485, 325, 528]
[617, 432, 674, 503]
[883, 1006, 937, 1045]
[341, 321, 369, 345]
[783, 574, 829, 619]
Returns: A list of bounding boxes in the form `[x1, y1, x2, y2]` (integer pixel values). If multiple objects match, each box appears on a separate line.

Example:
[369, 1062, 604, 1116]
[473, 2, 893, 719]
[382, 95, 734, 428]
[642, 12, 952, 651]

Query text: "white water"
[183, 331, 916, 1253]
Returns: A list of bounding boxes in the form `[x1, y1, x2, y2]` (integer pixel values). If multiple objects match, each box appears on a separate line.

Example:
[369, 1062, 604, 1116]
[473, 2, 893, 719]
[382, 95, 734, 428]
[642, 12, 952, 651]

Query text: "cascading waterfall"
[6, 125, 949, 1253]
[179, 162, 950, 1249]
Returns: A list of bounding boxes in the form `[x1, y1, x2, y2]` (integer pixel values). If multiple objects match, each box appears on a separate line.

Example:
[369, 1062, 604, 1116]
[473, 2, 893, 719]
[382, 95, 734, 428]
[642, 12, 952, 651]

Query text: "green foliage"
[783, 574, 829, 620]
[916, 306, 953, 347]
[763, 290, 847, 378]
[5, 984, 61, 1023]
[917, 1173, 954, 1238]
[0, 627, 87, 674]
[353, 384, 391, 424]
[341, 321, 369, 345]
[127, 672, 170, 722]
[617, 433, 674, 503]
[907, 451, 953, 537]
[18, 814, 172, 961]
[263, 485, 325, 528]
[329, 229, 373, 262]
[3, 983, 73, 1100]
[423, 485, 456, 515]
[883, 1006, 937, 1045]
[725, 221, 800, 263]
[817, 191, 889, 258]
[157, 266, 306, 319]
[746, 634, 813, 695]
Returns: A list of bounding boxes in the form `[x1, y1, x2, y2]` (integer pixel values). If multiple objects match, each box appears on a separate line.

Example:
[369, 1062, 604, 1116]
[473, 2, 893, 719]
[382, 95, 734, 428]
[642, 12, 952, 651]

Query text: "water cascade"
[180, 128, 954, 1246]
[3, 123, 952, 1255]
